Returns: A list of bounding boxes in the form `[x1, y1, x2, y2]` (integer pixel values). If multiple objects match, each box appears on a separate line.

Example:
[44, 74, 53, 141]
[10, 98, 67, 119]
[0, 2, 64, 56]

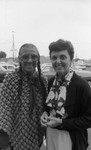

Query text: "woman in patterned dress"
[0, 43, 47, 150]
[40, 39, 91, 150]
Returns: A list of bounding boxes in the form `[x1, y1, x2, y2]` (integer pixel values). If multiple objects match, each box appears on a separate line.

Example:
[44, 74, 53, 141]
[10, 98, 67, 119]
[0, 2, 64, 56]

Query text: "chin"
[25, 69, 34, 74]
[57, 71, 65, 76]
[56, 69, 64, 74]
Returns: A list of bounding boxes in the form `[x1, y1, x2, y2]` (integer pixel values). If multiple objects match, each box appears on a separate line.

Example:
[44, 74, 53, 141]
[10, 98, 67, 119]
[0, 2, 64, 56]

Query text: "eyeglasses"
[20, 54, 38, 62]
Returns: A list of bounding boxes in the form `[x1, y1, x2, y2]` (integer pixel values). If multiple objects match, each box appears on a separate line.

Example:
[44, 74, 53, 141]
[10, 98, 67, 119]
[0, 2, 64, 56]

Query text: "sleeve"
[62, 81, 91, 131]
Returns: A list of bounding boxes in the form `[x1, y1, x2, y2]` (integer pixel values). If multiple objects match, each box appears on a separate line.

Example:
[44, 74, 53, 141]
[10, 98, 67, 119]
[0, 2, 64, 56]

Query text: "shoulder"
[0, 70, 20, 94]
[72, 72, 89, 86]
[71, 72, 91, 93]
[3, 70, 19, 85]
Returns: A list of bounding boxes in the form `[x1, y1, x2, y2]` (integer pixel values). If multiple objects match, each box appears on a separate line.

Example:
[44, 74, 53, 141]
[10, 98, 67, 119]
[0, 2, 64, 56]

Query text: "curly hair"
[49, 39, 74, 60]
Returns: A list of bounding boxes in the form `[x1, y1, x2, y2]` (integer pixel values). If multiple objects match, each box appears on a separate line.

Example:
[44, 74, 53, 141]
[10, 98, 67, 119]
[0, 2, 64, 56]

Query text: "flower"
[55, 92, 58, 100]
[47, 103, 52, 107]
[61, 107, 65, 115]
[58, 102, 63, 107]
[56, 107, 65, 118]
[58, 86, 66, 100]
[66, 72, 73, 82]
[46, 91, 55, 103]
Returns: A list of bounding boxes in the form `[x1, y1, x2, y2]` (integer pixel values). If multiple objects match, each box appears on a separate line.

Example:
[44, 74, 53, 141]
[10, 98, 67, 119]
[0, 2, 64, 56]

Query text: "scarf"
[0, 69, 47, 150]
[46, 70, 73, 118]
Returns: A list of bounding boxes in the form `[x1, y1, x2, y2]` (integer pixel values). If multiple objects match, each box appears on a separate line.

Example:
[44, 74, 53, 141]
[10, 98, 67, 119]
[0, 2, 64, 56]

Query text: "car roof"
[73, 69, 91, 79]
[43, 66, 91, 80]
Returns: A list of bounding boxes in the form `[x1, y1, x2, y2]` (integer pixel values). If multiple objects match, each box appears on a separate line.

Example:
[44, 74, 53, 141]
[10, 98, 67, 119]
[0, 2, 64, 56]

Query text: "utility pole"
[12, 31, 14, 61]
[11, 31, 17, 61]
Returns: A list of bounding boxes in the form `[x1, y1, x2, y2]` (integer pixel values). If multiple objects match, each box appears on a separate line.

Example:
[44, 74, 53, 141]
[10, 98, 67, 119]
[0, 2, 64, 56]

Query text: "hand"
[46, 116, 62, 128]
[40, 112, 48, 127]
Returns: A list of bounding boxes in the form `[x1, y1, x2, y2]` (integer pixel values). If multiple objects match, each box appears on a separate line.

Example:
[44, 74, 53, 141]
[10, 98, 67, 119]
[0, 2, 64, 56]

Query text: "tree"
[0, 51, 7, 59]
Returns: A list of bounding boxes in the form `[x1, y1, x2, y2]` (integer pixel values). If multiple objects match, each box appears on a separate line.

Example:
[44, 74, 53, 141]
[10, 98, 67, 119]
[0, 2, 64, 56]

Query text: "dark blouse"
[47, 72, 91, 150]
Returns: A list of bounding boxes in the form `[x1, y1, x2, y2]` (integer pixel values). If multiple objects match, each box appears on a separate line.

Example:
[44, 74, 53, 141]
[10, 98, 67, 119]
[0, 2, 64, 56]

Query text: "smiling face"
[19, 44, 39, 74]
[50, 50, 72, 77]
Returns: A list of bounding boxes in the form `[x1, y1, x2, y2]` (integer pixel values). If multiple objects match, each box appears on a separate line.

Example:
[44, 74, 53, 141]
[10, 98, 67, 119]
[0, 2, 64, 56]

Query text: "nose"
[56, 57, 61, 63]
[27, 56, 33, 62]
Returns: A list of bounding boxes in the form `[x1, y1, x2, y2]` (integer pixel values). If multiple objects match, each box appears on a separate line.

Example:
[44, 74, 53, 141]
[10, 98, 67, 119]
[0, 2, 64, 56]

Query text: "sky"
[0, 0, 91, 59]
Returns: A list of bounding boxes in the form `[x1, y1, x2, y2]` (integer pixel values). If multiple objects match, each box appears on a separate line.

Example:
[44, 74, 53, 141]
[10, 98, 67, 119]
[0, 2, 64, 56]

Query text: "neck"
[19, 66, 36, 78]
[57, 70, 70, 81]
[57, 73, 64, 81]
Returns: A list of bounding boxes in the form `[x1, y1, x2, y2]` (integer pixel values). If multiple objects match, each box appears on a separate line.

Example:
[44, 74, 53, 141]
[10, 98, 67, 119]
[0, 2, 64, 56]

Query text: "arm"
[62, 81, 91, 131]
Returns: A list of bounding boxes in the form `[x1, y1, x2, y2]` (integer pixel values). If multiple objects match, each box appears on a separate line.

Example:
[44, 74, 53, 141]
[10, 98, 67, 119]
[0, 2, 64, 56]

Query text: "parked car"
[42, 65, 91, 87]
[0, 62, 15, 93]
[0, 62, 15, 73]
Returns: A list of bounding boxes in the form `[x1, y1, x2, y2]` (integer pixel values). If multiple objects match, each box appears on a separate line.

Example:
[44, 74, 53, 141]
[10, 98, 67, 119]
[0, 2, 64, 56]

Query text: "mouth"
[55, 63, 65, 68]
[26, 65, 34, 69]
[56, 65, 63, 68]
[54, 65, 64, 72]
[26, 62, 35, 67]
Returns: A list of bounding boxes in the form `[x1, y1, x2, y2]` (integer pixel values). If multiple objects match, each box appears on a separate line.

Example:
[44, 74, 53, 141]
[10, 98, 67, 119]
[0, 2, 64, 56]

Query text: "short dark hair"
[49, 39, 74, 60]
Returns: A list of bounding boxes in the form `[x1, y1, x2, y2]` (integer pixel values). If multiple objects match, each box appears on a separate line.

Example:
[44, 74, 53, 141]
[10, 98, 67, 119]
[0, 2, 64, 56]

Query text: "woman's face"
[50, 50, 72, 77]
[19, 46, 39, 74]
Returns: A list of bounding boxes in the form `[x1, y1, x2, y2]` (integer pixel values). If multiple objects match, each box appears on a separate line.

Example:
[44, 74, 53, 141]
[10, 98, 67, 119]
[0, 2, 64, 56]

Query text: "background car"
[42, 65, 91, 87]
[0, 62, 15, 73]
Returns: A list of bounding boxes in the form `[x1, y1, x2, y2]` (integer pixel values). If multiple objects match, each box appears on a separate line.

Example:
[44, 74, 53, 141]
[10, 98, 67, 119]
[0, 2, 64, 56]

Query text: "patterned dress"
[0, 69, 47, 150]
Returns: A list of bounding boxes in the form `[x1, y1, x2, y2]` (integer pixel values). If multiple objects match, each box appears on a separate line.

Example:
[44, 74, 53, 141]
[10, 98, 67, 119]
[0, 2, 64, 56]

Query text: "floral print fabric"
[46, 71, 73, 118]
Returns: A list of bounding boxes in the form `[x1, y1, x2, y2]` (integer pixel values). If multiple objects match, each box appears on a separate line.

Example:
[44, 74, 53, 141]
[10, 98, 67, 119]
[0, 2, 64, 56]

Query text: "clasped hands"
[40, 112, 62, 128]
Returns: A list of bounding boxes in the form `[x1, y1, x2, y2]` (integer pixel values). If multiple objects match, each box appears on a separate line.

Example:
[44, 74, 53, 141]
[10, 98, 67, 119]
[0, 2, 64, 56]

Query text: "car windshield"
[3, 66, 7, 69]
